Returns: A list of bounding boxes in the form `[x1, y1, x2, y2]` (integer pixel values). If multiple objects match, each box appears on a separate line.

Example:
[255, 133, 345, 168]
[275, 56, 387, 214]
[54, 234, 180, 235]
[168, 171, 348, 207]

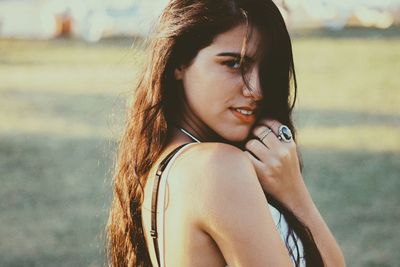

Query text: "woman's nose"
[242, 67, 262, 101]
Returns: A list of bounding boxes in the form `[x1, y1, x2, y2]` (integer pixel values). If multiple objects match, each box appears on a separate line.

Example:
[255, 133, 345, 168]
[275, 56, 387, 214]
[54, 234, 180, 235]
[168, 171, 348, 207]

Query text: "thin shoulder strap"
[150, 143, 191, 267]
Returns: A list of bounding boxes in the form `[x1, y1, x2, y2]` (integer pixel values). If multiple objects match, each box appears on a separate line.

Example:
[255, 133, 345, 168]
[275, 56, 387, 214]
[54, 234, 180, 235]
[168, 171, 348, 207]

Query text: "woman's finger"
[244, 138, 272, 163]
[244, 150, 270, 188]
[257, 119, 280, 135]
[243, 150, 264, 172]
[256, 119, 296, 147]
[252, 125, 280, 150]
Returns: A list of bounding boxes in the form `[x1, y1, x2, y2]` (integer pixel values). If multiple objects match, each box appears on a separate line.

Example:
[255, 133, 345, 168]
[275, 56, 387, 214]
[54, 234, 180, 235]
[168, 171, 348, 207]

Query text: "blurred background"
[0, 0, 399, 266]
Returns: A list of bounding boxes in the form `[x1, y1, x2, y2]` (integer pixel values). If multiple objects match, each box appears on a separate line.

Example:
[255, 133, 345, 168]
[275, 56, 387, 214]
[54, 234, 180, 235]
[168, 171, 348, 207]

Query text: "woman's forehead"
[206, 23, 263, 60]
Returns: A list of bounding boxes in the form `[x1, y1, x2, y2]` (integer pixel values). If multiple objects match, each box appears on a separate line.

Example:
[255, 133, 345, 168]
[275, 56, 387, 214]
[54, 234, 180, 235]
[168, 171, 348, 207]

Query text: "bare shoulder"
[173, 142, 254, 178]
[170, 142, 259, 198]
[170, 142, 292, 266]
[173, 141, 265, 208]
[182, 141, 266, 213]
[169, 141, 260, 204]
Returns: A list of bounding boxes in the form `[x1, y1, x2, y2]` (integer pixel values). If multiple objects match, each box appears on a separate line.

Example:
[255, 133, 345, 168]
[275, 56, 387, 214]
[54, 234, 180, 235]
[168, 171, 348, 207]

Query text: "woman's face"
[175, 23, 264, 142]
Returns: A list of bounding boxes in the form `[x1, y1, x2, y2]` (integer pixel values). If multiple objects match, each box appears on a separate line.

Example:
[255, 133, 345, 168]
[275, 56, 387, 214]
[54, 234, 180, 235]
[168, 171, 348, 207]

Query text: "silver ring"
[259, 128, 272, 142]
[278, 125, 292, 143]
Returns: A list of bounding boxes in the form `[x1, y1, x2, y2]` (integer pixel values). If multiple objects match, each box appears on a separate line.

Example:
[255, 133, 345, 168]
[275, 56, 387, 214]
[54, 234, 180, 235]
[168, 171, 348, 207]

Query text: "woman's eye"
[223, 59, 241, 69]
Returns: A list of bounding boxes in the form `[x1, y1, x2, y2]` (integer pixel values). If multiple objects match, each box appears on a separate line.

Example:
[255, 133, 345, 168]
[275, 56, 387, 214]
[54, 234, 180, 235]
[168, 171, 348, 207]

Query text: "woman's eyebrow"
[216, 52, 254, 62]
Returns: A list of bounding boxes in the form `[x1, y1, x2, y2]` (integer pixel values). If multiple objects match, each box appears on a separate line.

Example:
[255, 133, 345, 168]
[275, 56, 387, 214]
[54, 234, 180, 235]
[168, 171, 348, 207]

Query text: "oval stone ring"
[278, 125, 293, 143]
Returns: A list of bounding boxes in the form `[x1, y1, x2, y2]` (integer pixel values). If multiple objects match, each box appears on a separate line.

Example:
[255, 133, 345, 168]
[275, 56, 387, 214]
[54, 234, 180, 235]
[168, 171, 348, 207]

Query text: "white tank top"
[148, 143, 305, 267]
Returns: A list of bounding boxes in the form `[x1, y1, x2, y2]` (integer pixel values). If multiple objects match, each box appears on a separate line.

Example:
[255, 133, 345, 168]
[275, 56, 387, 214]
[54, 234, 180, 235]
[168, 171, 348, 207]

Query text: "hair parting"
[239, 8, 249, 66]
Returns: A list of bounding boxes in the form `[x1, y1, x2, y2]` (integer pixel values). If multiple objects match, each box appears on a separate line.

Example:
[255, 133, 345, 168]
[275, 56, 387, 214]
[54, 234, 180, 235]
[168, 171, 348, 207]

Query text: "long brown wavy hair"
[107, 0, 324, 266]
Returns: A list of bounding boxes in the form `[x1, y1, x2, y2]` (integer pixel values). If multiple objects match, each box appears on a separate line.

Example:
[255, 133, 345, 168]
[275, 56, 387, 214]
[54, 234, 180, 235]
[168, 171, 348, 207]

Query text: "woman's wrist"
[289, 180, 347, 267]
[283, 178, 316, 220]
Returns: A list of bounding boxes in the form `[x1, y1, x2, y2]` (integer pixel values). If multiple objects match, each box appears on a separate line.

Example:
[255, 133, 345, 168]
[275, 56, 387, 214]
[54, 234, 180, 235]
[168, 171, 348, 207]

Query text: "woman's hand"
[245, 119, 347, 267]
[244, 119, 308, 208]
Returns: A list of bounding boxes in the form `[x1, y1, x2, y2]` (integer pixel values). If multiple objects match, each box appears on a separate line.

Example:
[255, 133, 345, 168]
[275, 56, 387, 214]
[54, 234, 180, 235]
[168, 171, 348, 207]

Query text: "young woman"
[107, 0, 346, 266]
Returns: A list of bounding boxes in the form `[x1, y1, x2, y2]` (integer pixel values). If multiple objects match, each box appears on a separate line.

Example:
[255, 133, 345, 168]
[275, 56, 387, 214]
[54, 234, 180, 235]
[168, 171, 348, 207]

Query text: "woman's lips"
[230, 108, 256, 123]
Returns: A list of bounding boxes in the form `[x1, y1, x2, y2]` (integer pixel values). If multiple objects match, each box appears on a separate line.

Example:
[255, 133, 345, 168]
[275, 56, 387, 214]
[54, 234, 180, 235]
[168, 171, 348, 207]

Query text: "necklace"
[179, 128, 201, 143]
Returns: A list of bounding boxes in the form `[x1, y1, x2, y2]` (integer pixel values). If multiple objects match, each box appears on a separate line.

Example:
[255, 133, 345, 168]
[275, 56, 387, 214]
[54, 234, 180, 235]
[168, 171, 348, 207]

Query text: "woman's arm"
[286, 181, 346, 267]
[176, 142, 294, 267]
[244, 119, 346, 267]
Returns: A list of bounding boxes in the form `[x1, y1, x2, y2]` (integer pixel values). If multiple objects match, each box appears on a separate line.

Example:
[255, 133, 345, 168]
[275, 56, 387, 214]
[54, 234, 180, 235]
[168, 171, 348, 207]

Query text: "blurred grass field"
[0, 28, 399, 267]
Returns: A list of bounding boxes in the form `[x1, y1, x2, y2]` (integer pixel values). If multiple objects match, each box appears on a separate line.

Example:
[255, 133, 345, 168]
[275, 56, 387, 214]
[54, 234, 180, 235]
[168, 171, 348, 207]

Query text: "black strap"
[150, 143, 190, 267]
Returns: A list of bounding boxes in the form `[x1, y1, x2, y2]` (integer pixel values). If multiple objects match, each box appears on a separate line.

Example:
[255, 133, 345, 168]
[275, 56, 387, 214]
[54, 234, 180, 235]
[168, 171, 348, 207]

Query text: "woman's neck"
[171, 121, 246, 150]
[177, 119, 219, 143]
[175, 100, 224, 143]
